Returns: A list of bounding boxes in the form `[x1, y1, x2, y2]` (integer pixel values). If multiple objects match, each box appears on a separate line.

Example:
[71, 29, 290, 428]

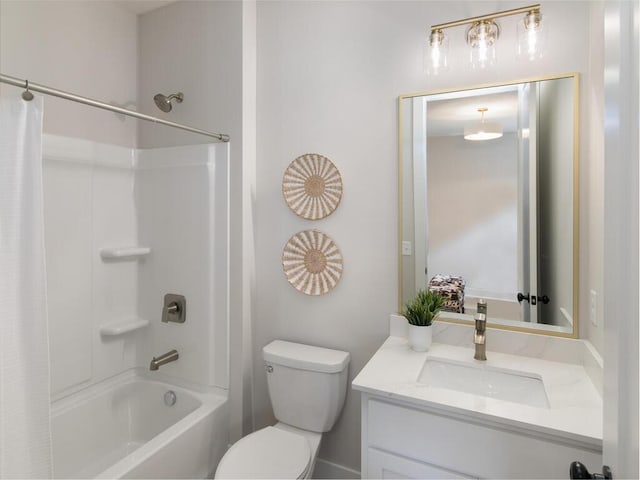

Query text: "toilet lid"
[215, 426, 311, 479]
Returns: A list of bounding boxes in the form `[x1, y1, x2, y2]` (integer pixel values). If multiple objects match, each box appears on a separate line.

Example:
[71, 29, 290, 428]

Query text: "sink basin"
[417, 358, 550, 408]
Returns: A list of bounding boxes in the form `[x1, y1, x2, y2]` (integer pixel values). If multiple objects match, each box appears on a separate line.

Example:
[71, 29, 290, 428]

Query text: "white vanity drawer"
[367, 447, 476, 479]
[365, 398, 601, 479]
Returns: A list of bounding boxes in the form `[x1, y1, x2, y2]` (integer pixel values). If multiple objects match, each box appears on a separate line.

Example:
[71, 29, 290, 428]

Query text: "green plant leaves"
[403, 289, 445, 326]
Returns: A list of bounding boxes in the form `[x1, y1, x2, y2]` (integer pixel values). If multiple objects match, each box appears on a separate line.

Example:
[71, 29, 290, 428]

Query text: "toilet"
[215, 340, 350, 479]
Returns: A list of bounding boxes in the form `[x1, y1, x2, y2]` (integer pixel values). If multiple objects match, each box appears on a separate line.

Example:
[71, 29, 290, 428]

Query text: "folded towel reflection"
[428, 274, 466, 314]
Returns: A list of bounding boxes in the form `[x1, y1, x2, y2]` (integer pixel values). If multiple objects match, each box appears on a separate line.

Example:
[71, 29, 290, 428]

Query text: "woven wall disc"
[282, 153, 343, 220]
[282, 230, 343, 296]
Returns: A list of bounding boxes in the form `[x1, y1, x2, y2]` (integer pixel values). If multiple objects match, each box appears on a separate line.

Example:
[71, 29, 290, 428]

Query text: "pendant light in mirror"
[464, 107, 503, 141]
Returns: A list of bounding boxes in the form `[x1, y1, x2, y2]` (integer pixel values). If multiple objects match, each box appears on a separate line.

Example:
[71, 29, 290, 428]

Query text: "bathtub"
[51, 370, 228, 479]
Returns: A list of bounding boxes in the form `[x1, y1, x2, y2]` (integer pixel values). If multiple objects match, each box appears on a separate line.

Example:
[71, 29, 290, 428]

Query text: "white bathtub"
[51, 371, 228, 479]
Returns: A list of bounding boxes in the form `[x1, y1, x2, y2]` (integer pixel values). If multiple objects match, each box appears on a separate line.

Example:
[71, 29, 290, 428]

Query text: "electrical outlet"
[590, 289, 597, 326]
[402, 241, 412, 256]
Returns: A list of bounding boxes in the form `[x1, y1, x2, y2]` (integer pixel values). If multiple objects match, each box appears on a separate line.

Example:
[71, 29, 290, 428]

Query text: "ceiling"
[118, 0, 176, 15]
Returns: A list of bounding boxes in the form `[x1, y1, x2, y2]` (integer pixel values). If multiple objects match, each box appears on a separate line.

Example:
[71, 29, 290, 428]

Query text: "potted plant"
[404, 289, 444, 351]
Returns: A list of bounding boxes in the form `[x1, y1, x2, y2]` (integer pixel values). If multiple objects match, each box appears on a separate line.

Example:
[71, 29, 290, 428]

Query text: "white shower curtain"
[0, 97, 52, 478]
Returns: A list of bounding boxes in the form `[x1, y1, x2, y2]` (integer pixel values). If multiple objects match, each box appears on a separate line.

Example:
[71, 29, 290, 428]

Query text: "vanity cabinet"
[360, 395, 602, 479]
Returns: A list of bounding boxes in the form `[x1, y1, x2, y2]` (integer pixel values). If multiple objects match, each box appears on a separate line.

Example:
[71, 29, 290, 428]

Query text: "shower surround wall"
[136, 144, 229, 388]
[43, 135, 228, 397]
[44, 136, 140, 395]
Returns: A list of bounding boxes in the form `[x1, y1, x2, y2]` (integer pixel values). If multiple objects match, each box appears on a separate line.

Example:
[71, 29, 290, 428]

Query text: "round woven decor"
[282, 230, 343, 296]
[282, 153, 343, 220]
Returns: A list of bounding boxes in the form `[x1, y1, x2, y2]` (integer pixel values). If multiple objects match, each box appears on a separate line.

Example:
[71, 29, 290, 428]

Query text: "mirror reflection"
[399, 74, 578, 336]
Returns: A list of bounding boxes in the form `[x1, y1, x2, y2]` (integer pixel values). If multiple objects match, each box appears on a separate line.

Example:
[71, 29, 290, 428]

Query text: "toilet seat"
[215, 426, 312, 479]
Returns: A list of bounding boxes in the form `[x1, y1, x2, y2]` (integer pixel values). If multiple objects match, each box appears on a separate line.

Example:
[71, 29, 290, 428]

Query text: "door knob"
[569, 461, 612, 479]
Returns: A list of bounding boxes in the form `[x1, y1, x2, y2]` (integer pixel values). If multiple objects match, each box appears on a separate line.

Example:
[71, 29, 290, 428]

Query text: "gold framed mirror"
[398, 73, 579, 338]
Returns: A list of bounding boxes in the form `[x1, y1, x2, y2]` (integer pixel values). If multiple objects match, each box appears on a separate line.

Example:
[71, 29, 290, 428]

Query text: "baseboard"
[312, 458, 360, 479]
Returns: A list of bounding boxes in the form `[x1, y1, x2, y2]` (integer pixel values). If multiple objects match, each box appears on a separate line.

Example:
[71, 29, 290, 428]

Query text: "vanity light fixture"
[517, 9, 545, 61]
[427, 29, 449, 75]
[467, 20, 500, 69]
[427, 4, 543, 74]
[464, 108, 503, 141]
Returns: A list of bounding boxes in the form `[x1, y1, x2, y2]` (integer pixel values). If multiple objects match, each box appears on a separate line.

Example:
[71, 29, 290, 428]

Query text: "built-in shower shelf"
[100, 246, 151, 260]
[100, 318, 149, 336]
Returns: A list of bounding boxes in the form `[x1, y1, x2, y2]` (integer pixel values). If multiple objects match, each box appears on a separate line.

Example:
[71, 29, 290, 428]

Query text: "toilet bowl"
[214, 423, 321, 479]
[214, 340, 350, 479]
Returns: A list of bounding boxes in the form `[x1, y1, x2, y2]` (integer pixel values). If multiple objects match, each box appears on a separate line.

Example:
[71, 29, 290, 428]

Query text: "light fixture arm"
[430, 4, 540, 34]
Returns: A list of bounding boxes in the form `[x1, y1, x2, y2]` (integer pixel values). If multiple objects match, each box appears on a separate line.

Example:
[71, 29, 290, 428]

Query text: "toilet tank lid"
[263, 340, 350, 373]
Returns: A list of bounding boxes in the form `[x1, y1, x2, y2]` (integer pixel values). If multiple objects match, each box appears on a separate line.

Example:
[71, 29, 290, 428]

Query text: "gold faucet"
[474, 298, 487, 360]
[474, 313, 487, 360]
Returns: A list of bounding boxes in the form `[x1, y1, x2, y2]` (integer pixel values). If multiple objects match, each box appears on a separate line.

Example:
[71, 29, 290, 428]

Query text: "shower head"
[153, 92, 184, 112]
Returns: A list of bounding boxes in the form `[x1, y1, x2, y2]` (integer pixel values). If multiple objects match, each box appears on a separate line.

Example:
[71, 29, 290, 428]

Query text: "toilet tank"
[263, 340, 350, 433]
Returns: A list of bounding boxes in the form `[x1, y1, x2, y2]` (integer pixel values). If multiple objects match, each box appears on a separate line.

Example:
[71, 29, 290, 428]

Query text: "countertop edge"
[352, 382, 602, 452]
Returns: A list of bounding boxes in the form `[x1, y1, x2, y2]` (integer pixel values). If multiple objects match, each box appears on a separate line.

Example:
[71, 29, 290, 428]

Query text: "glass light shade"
[467, 20, 499, 69]
[464, 122, 503, 141]
[426, 29, 449, 76]
[517, 11, 545, 61]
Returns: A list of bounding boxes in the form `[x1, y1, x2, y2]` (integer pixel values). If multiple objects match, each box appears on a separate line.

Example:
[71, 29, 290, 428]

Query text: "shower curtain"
[0, 97, 52, 478]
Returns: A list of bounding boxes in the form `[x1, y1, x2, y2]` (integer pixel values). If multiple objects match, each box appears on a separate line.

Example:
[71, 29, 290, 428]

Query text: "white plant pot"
[408, 323, 433, 352]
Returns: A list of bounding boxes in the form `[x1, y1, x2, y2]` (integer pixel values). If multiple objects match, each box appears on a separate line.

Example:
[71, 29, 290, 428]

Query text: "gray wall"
[254, 1, 598, 473]
[427, 134, 519, 300]
[0, 0, 138, 146]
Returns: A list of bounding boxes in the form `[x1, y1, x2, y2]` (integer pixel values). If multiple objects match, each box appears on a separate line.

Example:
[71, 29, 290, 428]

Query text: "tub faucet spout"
[474, 313, 487, 361]
[150, 349, 179, 371]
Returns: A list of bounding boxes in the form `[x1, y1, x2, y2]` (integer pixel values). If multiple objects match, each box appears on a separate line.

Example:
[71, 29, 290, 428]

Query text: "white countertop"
[352, 336, 602, 449]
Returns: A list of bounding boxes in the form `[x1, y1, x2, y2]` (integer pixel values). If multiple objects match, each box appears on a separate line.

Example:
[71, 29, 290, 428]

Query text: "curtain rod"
[0, 73, 229, 143]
